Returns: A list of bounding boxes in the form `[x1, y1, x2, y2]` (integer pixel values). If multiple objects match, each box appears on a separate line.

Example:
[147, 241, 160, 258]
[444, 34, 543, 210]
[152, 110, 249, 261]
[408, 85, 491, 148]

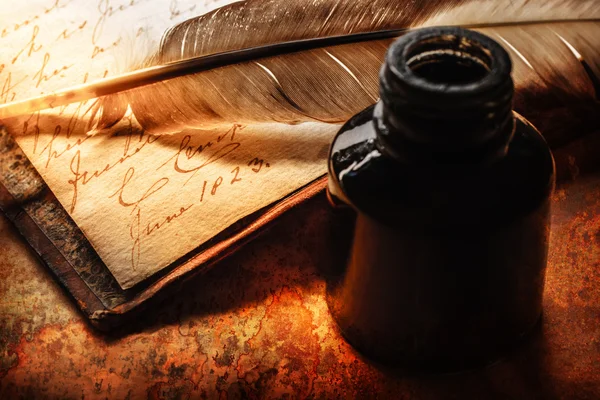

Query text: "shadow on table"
[102, 191, 336, 338]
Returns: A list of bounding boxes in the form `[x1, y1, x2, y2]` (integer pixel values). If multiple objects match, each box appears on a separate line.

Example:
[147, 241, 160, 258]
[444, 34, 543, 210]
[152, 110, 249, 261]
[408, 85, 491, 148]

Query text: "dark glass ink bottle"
[325, 27, 555, 372]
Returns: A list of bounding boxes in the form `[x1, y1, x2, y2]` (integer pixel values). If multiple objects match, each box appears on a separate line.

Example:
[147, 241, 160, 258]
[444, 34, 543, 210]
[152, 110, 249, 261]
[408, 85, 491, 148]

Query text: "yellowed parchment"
[1, 0, 335, 288]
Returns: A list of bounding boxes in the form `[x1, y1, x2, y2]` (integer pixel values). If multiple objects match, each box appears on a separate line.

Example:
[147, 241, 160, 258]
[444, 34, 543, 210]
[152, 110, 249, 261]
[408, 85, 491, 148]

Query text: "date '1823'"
[120, 124, 272, 271]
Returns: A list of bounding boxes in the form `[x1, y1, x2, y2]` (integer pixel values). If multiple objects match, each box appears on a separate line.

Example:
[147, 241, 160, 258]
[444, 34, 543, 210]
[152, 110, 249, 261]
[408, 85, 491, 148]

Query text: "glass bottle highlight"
[326, 27, 555, 371]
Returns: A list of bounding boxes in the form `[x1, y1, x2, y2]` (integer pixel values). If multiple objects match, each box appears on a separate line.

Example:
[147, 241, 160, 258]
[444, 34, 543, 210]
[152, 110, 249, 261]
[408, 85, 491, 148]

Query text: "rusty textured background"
[1, 169, 599, 399]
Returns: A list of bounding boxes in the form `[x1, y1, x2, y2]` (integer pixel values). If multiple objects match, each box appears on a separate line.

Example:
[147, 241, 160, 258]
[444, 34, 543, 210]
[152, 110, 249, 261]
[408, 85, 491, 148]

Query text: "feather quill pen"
[1, 0, 599, 148]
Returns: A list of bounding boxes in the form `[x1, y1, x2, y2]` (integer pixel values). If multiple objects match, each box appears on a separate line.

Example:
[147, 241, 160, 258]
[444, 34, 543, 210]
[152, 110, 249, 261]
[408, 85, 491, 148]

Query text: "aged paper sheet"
[1, 0, 334, 288]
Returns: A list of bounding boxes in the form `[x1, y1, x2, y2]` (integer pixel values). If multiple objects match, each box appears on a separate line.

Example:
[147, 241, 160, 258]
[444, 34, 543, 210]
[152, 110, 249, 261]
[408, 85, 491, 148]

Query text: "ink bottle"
[326, 27, 555, 372]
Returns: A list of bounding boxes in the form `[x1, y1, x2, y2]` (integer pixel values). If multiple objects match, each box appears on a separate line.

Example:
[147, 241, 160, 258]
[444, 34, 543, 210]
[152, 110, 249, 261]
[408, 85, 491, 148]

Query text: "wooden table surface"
[1, 171, 599, 399]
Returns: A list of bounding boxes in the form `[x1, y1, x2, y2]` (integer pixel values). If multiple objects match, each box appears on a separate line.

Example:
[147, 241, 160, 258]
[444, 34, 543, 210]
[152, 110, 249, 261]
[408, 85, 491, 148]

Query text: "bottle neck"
[374, 27, 516, 165]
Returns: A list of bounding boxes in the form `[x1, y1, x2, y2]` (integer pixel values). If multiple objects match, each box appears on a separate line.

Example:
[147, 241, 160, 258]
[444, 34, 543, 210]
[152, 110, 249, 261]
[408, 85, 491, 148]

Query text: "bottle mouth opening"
[406, 35, 492, 86]
[383, 27, 511, 99]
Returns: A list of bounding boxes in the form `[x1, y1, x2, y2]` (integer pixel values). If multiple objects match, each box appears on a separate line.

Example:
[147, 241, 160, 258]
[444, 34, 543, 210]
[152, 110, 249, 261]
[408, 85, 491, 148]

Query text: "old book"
[0, 0, 331, 330]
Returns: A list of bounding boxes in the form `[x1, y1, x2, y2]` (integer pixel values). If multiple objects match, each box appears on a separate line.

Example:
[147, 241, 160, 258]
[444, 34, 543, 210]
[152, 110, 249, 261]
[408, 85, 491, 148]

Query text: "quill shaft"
[0, 30, 406, 120]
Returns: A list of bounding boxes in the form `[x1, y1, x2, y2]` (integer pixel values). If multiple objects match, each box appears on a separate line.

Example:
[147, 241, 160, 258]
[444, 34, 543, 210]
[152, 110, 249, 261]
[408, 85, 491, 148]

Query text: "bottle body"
[326, 105, 555, 371]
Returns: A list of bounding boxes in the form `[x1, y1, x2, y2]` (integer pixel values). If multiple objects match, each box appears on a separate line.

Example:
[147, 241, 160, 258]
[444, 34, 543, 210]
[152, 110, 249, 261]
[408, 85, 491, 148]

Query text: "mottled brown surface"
[1, 170, 599, 399]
